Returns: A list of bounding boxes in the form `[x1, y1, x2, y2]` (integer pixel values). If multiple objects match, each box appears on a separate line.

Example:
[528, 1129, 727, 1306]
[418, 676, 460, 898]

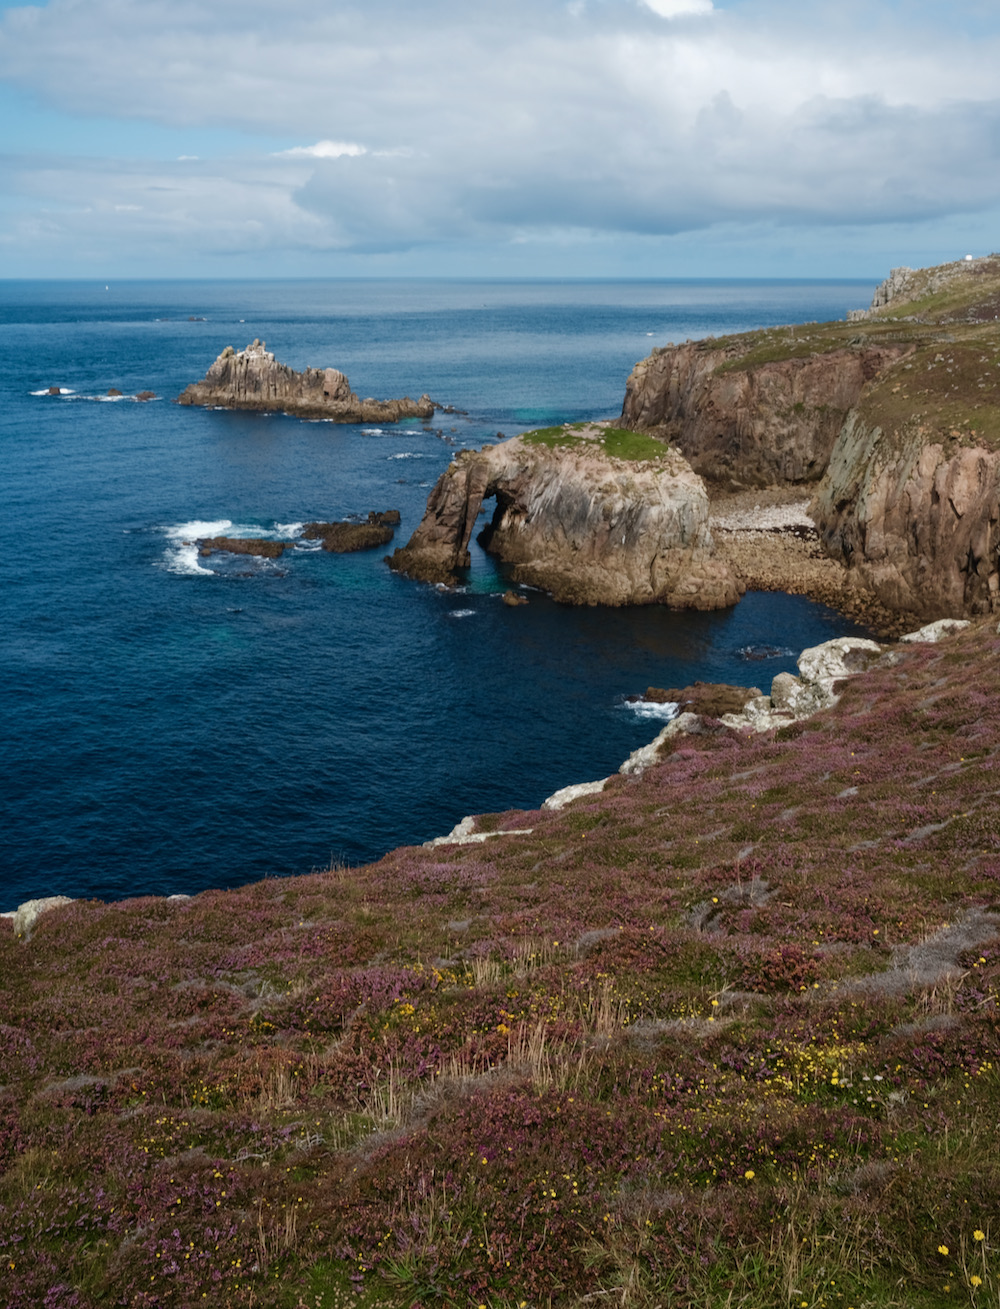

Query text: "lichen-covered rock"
[177, 340, 433, 423]
[719, 636, 883, 733]
[11, 896, 74, 939]
[387, 433, 741, 609]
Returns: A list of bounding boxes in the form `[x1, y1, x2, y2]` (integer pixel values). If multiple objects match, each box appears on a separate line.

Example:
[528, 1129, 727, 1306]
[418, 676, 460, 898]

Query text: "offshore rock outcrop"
[177, 340, 434, 423]
[387, 429, 741, 609]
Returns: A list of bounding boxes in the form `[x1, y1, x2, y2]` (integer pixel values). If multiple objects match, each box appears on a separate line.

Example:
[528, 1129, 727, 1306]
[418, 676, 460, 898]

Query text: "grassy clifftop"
[4, 621, 1000, 1307]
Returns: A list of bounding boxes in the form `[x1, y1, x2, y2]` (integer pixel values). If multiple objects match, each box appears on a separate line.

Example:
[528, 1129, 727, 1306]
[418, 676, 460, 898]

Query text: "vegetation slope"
[4, 617, 1000, 1309]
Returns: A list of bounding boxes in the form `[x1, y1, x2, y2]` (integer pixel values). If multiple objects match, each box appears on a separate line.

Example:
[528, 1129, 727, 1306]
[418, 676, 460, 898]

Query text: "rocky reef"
[302, 520, 395, 552]
[197, 536, 289, 559]
[177, 339, 434, 423]
[621, 255, 1000, 623]
[388, 422, 741, 609]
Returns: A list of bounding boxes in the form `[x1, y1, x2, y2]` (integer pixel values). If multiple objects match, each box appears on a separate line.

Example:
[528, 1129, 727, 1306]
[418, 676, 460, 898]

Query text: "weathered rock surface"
[387, 433, 741, 609]
[9, 896, 75, 940]
[618, 257, 1000, 623]
[303, 521, 395, 552]
[502, 589, 529, 607]
[198, 537, 289, 559]
[177, 340, 434, 423]
[620, 339, 907, 490]
[810, 413, 1000, 620]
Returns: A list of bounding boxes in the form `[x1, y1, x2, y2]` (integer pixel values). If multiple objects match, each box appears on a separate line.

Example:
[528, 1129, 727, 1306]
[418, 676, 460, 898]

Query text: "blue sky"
[0, 0, 998, 278]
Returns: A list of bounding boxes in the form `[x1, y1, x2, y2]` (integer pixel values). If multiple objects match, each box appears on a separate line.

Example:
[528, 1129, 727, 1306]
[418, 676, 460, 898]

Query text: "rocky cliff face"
[620, 338, 906, 490]
[387, 425, 741, 609]
[619, 257, 1000, 621]
[811, 413, 1000, 619]
[177, 340, 434, 423]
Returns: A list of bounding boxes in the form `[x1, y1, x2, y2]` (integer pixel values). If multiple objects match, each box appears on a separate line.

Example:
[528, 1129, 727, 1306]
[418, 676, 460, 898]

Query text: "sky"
[0, 0, 998, 279]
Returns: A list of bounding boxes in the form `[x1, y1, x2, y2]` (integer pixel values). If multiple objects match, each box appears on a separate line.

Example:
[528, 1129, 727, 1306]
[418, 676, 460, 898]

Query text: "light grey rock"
[542, 779, 609, 811]
[900, 619, 971, 643]
[11, 896, 75, 939]
[619, 712, 703, 776]
[719, 636, 882, 734]
[423, 816, 534, 849]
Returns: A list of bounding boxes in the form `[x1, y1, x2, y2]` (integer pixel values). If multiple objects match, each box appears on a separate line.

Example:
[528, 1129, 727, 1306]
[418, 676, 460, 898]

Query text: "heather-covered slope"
[4, 622, 1000, 1307]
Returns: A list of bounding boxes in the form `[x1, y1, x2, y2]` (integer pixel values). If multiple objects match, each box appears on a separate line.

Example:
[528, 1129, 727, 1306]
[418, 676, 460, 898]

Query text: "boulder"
[502, 590, 529, 607]
[368, 509, 401, 526]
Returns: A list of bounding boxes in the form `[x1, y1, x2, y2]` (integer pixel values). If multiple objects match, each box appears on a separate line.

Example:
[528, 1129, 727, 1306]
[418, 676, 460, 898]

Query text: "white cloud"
[0, 0, 999, 270]
[642, 0, 714, 18]
[275, 140, 367, 159]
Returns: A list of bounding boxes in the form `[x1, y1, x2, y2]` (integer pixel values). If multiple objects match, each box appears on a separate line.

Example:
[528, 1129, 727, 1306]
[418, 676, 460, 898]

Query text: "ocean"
[1, 277, 875, 907]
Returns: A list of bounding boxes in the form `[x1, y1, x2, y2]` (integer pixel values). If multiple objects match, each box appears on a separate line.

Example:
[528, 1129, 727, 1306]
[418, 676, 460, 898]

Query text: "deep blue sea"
[1, 278, 875, 907]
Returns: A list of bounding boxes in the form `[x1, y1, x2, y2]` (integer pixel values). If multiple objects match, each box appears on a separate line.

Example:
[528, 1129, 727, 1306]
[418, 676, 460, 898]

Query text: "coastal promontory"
[177, 339, 434, 423]
[621, 255, 1000, 626]
[387, 422, 741, 609]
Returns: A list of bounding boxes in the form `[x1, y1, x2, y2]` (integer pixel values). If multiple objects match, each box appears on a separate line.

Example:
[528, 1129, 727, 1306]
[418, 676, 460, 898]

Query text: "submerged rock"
[387, 429, 741, 610]
[198, 537, 289, 559]
[177, 339, 434, 423]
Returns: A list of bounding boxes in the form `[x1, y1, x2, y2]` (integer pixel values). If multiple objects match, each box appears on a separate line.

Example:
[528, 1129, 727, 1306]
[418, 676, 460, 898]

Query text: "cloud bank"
[0, 0, 998, 272]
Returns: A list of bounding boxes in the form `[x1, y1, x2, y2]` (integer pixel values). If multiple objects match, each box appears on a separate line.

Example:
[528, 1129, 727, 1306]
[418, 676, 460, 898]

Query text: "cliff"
[177, 339, 434, 422]
[621, 337, 906, 490]
[387, 422, 741, 609]
[621, 255, 1000, 622]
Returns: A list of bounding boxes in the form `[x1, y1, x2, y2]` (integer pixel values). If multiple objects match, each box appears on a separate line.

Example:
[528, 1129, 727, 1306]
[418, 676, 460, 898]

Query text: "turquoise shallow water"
[0, 278, 874, 905]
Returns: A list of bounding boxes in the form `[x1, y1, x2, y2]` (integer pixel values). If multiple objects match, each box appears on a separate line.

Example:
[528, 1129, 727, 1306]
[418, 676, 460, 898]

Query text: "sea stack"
[388, 423, 741, 609]
[177, 340, 434, 423]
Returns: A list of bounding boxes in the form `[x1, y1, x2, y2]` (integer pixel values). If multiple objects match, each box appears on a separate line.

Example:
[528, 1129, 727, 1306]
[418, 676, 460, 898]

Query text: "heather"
[4, 623, 1000, 1307]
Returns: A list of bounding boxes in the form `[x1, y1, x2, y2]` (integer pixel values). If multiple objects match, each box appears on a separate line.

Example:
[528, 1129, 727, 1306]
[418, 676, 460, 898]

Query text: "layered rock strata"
[177, 340, 434, 423]
[387, 429, 741, 609]
[811, 414, 1000, 619]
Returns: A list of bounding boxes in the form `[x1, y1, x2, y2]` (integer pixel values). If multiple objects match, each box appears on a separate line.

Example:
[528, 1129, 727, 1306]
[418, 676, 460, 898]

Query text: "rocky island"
[177, 338, 434, 423]
[388, 422, 741, 608]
